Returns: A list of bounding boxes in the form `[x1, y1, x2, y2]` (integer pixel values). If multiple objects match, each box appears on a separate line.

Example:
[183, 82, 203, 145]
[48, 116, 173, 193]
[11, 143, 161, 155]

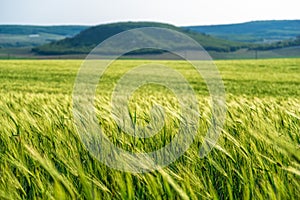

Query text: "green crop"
[0, 59, 299, 199]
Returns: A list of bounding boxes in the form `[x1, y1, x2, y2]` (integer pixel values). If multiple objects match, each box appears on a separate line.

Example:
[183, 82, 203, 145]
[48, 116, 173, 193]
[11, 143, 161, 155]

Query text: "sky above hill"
[1, 0, 299, 26]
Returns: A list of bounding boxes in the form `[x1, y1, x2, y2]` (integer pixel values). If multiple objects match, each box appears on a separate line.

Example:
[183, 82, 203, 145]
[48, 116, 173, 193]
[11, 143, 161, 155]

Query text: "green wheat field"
[0, 59, 300, 199]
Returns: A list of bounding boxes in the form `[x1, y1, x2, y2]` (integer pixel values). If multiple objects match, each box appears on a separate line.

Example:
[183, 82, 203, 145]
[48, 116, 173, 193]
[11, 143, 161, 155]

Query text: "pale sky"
[1, 0, 299, 26]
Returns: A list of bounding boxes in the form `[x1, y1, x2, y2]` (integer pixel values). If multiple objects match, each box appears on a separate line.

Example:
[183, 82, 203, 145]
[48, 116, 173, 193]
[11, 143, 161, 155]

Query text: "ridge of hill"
[184, 20, 300, 43]
[32, 22, 247, 55]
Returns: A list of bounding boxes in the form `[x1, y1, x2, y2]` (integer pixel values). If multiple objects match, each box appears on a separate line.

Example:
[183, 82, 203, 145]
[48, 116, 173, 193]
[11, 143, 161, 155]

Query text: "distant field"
[0, 33, 65, 48]
[0, 59, 299, 199]
[210, 46, 300, 59]
[0, 25, 87, 48]
[1, 47, 300, 60]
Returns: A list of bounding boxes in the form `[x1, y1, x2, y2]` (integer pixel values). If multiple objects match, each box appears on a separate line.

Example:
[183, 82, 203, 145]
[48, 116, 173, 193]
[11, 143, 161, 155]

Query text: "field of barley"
[0, 59, 300, 199]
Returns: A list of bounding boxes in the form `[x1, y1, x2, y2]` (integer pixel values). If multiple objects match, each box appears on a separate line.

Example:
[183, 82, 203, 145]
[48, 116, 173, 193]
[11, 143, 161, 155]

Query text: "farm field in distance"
[0, 59, 300, 199]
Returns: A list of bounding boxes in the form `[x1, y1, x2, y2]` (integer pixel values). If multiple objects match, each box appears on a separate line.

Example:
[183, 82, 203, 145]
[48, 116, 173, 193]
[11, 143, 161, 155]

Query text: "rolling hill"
[32, 22, 247, 55]
[184, 20, 300, 43]
[1, 20, 299, 59]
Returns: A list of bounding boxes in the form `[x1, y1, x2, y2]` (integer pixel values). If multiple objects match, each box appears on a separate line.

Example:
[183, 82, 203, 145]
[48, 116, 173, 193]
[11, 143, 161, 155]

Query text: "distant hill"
[184, 20, 300, 43]
[1, 21, 300, 58]
[0, 25, 88, 48]
[32, 22, 247, 55]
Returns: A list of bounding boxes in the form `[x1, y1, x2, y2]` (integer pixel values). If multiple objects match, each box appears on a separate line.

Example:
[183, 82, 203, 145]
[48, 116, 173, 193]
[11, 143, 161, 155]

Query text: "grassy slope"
[0, 59, 299, 199]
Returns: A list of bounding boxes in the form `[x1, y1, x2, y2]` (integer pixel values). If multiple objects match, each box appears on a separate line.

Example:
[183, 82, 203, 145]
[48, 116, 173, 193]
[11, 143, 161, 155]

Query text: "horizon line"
[0, 19, 299, 27]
